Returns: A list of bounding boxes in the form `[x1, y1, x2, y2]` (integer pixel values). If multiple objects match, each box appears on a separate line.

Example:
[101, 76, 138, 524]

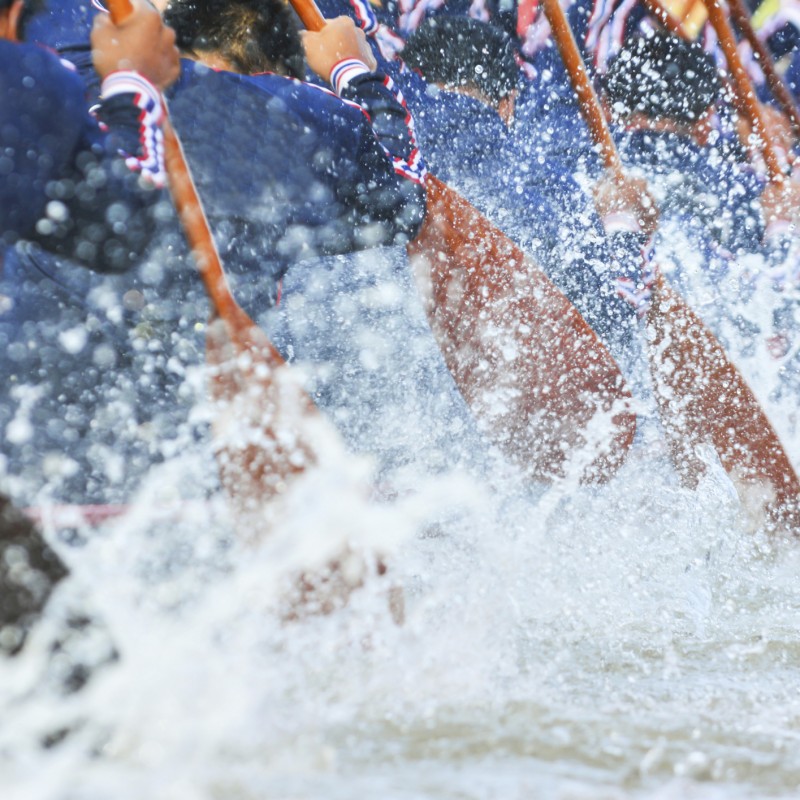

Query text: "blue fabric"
[0, 42, 95, 248]
[764, 17, 800, 61]
[25, 0, 100, 97]
[25, 0, 97, 50]
[0, 244, 161, 504]
[787, 48, 800, 102]
[165, 60, 425, 308]
[403, 85, 636, 353]
[0, 41, 162, 270]
[616, 128, 764, 257]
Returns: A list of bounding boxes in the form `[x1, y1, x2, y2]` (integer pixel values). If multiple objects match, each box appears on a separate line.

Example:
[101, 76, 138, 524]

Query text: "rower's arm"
[303, 16, 427, 247]
[334, 62, 427, 241]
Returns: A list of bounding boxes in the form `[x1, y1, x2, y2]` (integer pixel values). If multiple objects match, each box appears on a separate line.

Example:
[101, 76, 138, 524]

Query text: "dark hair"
[163, 0, 305, 79]
[603, 32, 722, 124]
[0, 0, 44, 39]
[0, 494, 68, 657]
[402, 16, 520, 104]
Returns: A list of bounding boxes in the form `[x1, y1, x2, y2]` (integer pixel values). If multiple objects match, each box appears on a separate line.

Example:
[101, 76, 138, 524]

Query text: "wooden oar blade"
[647, 278, 800, 530]
[105, 0, 346, 530]
[409, 176, 637, 484]
[161, 85, 327, 517]
[284, 0, 635, 482]
[204, 314, 320, 523]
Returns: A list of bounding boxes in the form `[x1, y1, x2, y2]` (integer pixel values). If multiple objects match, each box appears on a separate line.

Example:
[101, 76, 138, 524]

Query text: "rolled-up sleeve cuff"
[101, 70, 162, 108]
[330, 58, 371, 95]
[601, 211, 643, 235]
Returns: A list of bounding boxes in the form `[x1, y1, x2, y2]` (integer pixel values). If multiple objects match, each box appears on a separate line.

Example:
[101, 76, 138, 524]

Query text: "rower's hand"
[760, 178, 800, 231]
[302, 16, 378, 83]
[593, 171, 659, 238]
[91, 0, 180, 90]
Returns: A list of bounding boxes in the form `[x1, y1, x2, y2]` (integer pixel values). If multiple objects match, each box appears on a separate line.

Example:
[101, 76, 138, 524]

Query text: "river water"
[2, 213, 800, 800]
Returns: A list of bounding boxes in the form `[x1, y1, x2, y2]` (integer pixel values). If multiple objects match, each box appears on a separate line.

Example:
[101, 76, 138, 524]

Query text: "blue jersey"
[0, 41, 166, 271]
[403, 86, 637, 354]
[615, 128, 764, 257]
[25, 0, 100, 96]
[165, 60, 426, 306]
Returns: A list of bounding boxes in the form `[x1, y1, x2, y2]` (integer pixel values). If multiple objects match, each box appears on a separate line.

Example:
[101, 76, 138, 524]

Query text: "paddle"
[106, 0, 320, 516]
[697, 0, 788, 180]
[726, 0, 800, 143]
[291, 0, 637, 484]
[541, 0, 800, 529]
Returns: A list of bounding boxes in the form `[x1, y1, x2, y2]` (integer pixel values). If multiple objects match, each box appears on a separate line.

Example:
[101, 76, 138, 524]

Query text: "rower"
[401, 16, 655, 369]
[602, 30, 800, 366]
[0, 0, 177, 684]
[161, 0, 490, 482]
[1, 0, 177, 269]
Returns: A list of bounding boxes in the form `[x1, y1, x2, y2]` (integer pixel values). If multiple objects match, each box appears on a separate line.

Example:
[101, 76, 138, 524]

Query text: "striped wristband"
[101, 70, 162, 111]
[330, 58, 371, 95]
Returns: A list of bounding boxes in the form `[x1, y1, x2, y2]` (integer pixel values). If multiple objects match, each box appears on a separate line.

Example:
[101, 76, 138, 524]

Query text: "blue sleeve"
[0, 43, 166, 273]
[337, 69, 427, 241]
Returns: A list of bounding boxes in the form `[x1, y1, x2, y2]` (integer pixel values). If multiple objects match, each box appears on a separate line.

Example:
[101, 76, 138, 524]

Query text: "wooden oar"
[697, 0, 788, 180]
[646, 0, 793, 183]
[726, 0, 800, 143]
[291, 0, 637, 484]
[541, 0, 800, 529]
[107, 0, 320, 516]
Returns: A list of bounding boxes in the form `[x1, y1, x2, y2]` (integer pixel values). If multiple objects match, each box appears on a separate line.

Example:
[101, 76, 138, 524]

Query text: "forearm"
[333, 60, 427, 244]
[30, 72, 168, 273]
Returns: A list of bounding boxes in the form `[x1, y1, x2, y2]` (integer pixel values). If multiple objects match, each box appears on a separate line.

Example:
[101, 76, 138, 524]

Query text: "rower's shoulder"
[1, 40, 74, 81]
[0, 41, 88, 123]
[172, 61, 361, 122]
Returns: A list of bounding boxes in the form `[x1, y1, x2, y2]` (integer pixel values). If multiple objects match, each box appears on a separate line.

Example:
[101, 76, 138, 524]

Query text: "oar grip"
[289, 0, 326, 32]
[106, 0, 133, 24]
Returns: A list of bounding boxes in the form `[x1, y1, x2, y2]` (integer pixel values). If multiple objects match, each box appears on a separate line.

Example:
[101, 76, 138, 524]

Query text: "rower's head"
[163, 0, 304, 78]
[0, 0, 42, 41]
[603, 32, 721, 128]
[402, 16, 520, 126]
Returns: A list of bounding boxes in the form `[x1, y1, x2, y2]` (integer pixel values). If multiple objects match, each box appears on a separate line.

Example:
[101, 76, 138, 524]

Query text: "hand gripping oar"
[541, 0, 800, 529]
[291, 0, 637, 484]
[726, 0, 800, 144]
[107, 0, 321, 516]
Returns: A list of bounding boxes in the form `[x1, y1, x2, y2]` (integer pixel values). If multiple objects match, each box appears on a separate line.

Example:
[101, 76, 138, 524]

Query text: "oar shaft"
[106, 0, 244, 322]
[159, 120, 243, 322]
[698, 0, 785, 181]
[540, 0, 625, 179]
[726, 0, 800, 142]
[290, 0, 326, 32]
